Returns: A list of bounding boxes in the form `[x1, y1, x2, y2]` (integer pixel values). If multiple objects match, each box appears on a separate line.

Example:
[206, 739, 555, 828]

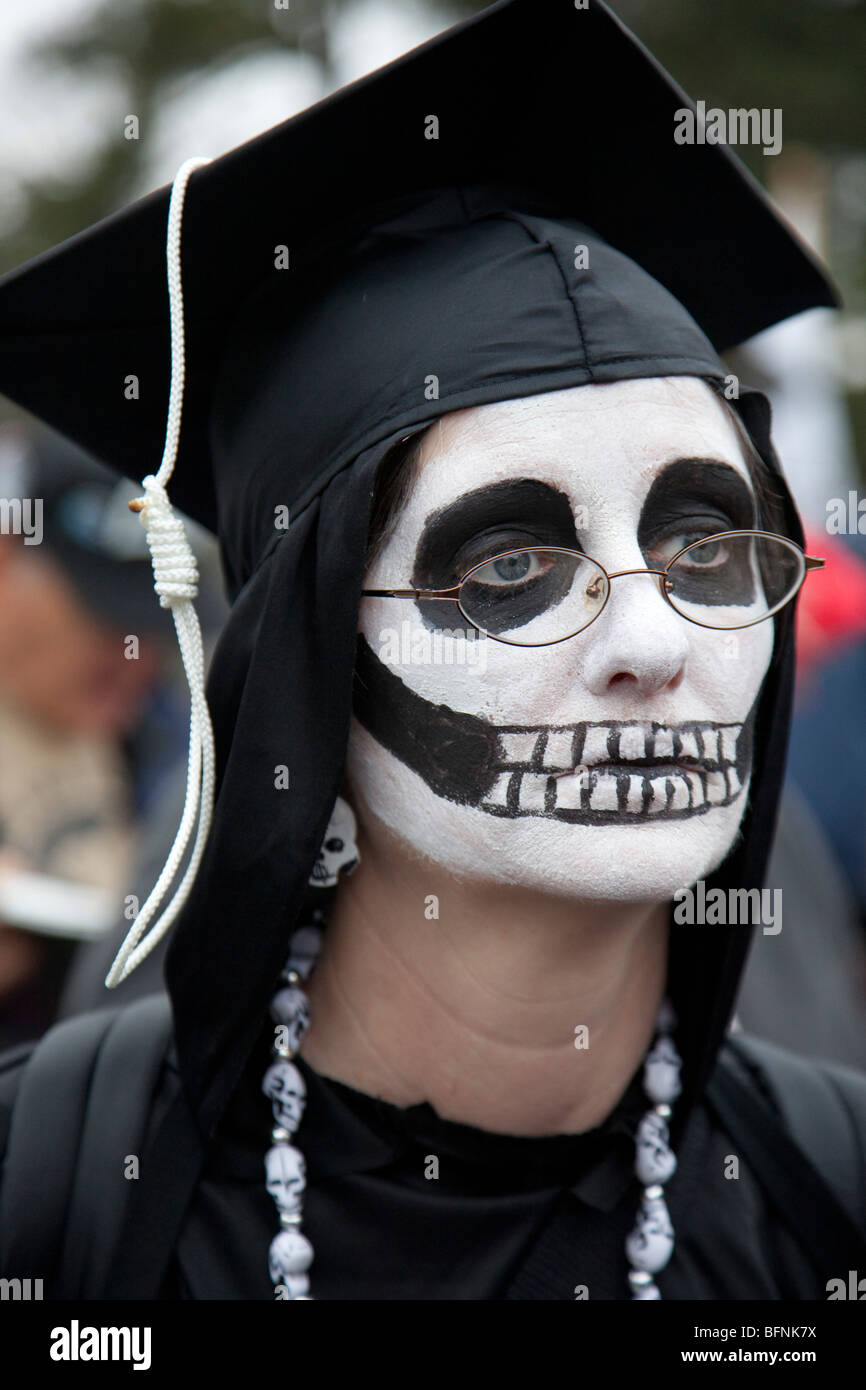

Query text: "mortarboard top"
[0, 0, 837, 539]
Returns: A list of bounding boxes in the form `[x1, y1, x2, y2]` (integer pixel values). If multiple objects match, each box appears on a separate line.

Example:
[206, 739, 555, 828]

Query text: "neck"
[298, 813, 670, 1136]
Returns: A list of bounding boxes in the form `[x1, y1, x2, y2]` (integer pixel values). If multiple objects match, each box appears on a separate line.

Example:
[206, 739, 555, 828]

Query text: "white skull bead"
[262, 1058, 307, 1134]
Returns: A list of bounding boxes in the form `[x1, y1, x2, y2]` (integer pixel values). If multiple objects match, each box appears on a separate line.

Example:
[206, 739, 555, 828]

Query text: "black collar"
[203, 1028, 649, 1213]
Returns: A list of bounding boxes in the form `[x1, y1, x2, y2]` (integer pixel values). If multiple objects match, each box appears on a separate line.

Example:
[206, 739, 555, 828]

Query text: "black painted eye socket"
[411, 478, 579, 636]
[664, 533, 754, 606]
[459, 547, 606, 642]
[663, 533, 804, 624]
[324, 838, 344, 852]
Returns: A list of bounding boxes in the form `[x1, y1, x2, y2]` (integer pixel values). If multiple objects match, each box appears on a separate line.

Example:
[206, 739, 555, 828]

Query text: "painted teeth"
[554, 774, 587, 810]
[619, 726, 646, 761]
[668, 777, 691, 811]
[499, 730, 540, 763]
[581, 726, 610, 765]
[589, 778, 619, 812]
[706, 770, 728, 804]
[507, 773, 546, 811]
[543, 729, 575, 769]
[678, 731, 700, 760]
[653, 729, 674, 759]
[720, 727, 738, 763]
[685, 771, 705, 808]
[701, 729, 720, 761]
[482, 719, 746, 820]
[481, 765, 745, 819]
[495, 721, 741, 771]
[626, 774, 645, 813]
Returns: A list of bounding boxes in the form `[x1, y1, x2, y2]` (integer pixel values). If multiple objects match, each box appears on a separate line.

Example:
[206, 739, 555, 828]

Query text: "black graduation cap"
[0, 0, 836, 549]
[0, 0, 835, 1146]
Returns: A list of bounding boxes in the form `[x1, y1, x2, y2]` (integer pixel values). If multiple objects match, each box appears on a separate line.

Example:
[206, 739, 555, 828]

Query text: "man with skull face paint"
[0, 0, 865, 1308]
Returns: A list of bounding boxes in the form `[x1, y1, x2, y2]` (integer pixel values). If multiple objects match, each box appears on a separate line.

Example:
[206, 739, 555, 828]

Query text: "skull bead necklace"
[261, 796, 683, 1301]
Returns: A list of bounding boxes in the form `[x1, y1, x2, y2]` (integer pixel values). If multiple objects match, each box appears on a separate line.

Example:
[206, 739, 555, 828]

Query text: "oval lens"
[665, 533, 804, 629]
[459, 548, 608, 645]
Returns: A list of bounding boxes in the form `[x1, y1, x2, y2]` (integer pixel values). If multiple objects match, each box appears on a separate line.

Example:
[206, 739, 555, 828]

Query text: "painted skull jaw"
[353, 635, 758, 827]
[347, 631, 768, 903]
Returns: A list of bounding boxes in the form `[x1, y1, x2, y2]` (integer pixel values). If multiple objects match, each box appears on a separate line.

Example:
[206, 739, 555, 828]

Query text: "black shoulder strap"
[706, 1035, 866, 1277]
[59, 993, 175, 1298]
[105, 1078, 208, 1299]
[0, 994, 174, 1297]
[0, 1006, 118, 1282]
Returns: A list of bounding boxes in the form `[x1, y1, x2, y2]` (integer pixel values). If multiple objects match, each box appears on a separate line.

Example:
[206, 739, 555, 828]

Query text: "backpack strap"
[0, 994, 173, 1297]
[59, 993, 175, 1298]
[0, 1007, 117, 1284]
[105, 1078, 208, 1299]
[706, 1034, 866, 1277]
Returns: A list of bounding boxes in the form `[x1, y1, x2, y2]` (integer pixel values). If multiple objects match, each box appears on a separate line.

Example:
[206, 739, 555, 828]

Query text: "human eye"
[465, 545, 560, 588]
[645, 521, 734, 569]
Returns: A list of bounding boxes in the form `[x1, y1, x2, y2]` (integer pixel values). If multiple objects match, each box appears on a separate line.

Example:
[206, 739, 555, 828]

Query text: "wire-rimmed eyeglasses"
[361, 530, 825, 648]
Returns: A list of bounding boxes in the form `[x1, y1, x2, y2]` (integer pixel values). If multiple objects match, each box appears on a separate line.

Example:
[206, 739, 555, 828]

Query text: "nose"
[580, 569, 690, 698]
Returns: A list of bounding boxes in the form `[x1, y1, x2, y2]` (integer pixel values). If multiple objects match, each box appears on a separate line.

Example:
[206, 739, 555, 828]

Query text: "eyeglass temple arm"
[804, 556, 825, 572]
[361, 587, 461, 599]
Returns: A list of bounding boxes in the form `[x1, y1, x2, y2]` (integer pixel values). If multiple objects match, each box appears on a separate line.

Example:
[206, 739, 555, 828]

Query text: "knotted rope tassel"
[105, 155, 214, 987]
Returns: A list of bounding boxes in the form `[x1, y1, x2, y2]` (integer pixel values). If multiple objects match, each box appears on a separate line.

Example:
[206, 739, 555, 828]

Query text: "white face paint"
[347, 377, 775, 902]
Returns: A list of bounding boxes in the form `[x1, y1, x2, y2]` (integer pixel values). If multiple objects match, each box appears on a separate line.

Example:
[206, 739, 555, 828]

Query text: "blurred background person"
[0, 426, 226, 1045]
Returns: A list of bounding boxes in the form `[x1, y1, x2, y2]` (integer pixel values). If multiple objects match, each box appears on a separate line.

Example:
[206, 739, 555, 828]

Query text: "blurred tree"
[3, 0, 862, 276]
[615, 0, 864, 153]
[1, 0, 337, 274]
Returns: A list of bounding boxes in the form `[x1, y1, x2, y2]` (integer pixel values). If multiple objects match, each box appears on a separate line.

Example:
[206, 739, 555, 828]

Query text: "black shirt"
[166, 1027, 823, 1300]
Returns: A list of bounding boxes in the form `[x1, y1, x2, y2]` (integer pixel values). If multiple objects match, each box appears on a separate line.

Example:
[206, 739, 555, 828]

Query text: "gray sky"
[0, 0, 457, 231]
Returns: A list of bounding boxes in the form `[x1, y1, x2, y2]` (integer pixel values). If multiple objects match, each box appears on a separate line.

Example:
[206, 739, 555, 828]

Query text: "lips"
[353, 634, 756, 824]
[483, 719, 750, 823]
